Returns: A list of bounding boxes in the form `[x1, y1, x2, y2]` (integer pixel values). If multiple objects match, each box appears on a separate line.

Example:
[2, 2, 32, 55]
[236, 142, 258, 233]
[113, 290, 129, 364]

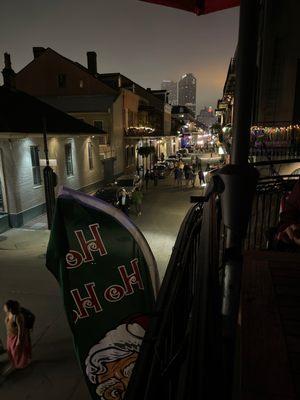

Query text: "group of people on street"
[2, 300, 33, 370]
[173, 162, 206, 189]
[117, 175, 144, 217]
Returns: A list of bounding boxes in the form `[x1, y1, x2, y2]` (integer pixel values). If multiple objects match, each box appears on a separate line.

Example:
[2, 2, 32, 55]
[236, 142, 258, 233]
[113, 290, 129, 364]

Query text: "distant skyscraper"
[197, 106, 217, 128]
[161, 80, 177, 106]
[178, 73, 196, 115]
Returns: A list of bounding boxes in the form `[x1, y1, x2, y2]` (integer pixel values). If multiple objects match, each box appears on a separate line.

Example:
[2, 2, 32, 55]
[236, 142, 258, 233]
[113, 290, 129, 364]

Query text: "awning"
[139, 0, 240, 15]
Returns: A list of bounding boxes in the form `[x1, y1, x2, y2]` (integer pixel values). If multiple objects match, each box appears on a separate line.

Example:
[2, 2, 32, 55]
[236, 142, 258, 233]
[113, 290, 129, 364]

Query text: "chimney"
[87, 51, 97, 75]
[2, 53, 16, 89]
[33, 47, 46, 59]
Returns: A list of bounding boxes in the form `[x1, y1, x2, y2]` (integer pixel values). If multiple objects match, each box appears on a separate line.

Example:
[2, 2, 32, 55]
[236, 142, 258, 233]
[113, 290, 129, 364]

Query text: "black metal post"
[43, 118, 56, 230]
[231, 0, 259, 165]
[220, 0, 260, 397]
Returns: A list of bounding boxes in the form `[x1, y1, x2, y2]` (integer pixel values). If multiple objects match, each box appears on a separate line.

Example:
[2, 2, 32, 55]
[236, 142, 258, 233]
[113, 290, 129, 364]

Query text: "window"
[65, 143, 74, 176]
[88, 142, 94, 170]
[79, 80, 84, 88]
[58, 73, 66, 88]
[94, 120, 103, 130]
[30, 146, 41, 185]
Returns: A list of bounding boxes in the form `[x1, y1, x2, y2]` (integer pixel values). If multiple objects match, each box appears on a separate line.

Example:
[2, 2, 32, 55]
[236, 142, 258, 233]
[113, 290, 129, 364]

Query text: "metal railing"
[126, 169, 299, 400]
[126, 192, 224, 399]
[249, 143, 300, 159]
[245, 175, 299, 250]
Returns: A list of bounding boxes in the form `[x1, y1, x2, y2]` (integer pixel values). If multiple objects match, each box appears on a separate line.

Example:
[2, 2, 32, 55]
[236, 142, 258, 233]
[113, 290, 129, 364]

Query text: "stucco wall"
[0, 134, 104, 218]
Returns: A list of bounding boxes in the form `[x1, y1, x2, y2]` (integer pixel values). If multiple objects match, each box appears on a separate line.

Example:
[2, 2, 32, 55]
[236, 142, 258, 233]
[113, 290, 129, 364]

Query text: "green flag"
[46, 186, 159, 400]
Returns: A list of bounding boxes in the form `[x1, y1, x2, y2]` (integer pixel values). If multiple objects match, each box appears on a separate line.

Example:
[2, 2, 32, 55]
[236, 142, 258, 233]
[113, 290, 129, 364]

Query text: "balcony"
[126, 167, 300, 400]
[125, 126, 163, 138]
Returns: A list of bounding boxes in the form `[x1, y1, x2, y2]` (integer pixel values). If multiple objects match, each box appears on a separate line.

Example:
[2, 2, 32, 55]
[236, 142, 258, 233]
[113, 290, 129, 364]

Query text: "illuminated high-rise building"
[161, 80, 177, 106]
[178, 73, 196, 115]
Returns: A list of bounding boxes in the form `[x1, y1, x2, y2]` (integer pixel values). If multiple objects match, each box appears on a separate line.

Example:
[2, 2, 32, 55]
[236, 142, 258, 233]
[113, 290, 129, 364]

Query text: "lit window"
[65, 143, 74, 176]
[79, 80, 84, 88]
[30, 146, 41, 185]
[88, 142, 94, 170]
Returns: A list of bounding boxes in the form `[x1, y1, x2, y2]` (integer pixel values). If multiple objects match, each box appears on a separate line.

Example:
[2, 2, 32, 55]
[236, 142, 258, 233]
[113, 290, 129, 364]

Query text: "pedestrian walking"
[117, 188, 130, 216]
[131, 187, 143, 216]
[177, 168, 184, 189]
[191, 169, 196, 188]
[133, 175, 143, 191]
[4, 300, 32, 369]
[144, 169, 150, 190]
[198, 168, 205, 186]
[183, 163, 190, 181]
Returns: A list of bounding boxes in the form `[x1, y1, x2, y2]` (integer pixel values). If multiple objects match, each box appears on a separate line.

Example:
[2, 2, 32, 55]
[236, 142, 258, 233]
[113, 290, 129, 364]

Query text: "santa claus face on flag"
[85, 322, 145, 400]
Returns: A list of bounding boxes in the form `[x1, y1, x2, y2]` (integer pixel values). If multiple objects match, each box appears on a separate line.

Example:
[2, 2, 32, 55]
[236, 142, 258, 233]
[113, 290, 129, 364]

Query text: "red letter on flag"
[75, 223, 107, 262]
[71, 282, 103, 323]
[118, 258, 144, 295]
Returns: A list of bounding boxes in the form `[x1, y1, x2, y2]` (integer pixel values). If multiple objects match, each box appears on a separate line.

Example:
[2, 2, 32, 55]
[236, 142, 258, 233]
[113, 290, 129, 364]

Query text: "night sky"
[0, 0, 239, 112]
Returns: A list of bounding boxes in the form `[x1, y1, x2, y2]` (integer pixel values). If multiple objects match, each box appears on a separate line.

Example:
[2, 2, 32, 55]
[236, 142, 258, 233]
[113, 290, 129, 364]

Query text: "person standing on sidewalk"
[117, 189, 130, 216]
[132, 187, 143, 216]
[4, 300, 31, 369]
[198, 168, 205, 186]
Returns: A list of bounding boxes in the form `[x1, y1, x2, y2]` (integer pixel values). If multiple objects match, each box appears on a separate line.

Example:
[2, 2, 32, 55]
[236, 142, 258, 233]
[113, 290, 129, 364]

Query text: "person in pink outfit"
[4, 300, 31, 369]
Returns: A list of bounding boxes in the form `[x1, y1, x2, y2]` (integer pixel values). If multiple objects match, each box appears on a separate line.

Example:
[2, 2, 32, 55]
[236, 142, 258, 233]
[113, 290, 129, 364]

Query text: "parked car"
[116, 175, 136, 191]
[94, 175, 137, 205]
[153, 164, 167, 179]
[94, 185, 120, 206]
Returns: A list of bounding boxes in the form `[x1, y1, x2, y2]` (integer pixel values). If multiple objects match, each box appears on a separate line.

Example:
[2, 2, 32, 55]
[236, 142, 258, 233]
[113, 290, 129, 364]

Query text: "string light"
[250, 123, 300, 143]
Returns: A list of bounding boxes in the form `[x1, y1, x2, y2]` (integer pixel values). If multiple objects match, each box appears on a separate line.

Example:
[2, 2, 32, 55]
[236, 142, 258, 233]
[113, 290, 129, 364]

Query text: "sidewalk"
[0, 175, 203, 399]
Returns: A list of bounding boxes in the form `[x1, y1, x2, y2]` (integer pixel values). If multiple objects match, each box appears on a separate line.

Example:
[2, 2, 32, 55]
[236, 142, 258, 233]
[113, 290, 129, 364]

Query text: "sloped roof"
[17, 47, 117, 96]
[0, 86, 105, 134]
[39, 95, 118, 113]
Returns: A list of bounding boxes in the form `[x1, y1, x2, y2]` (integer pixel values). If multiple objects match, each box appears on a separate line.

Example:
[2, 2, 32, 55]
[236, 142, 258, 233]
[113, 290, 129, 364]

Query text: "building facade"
[14, 48, 131, 177]
[253, 0, 300, 124]
[161, 80, 177, 106]
[178, 73, 197, 115]
[13, 48, 175, 174]
[0, 86, 106, 233]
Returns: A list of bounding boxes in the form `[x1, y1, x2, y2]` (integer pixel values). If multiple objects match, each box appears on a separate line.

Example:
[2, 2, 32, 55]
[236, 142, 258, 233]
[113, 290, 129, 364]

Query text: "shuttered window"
[30, 146, 42, 185]
[65, 143, 74, 176]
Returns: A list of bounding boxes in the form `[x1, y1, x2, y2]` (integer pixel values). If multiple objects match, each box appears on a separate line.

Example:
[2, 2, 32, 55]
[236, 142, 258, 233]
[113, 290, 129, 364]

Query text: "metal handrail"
[245, 174, 299, 250]
[126, 191, 223, 399]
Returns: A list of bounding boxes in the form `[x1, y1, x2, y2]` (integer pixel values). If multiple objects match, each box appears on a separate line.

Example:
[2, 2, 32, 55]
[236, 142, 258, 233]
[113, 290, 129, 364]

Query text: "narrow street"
[0, 176, 203, 399]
